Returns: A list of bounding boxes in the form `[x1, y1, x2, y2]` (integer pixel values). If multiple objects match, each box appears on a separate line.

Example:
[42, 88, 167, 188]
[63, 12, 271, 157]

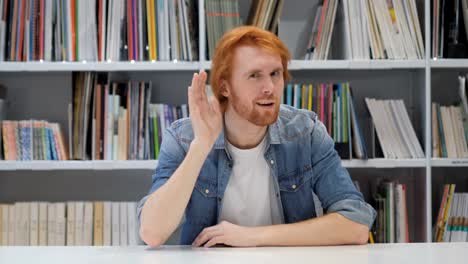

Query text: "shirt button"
[205, 189, 210, 194]
[292, 184, 297, 189]
[270, 160, 275, 165]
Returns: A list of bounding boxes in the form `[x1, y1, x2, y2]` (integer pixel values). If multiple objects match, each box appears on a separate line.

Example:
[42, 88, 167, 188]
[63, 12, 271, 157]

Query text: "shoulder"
[278, 104, 318, 123]
[274, 105, 320, 141]
[166, 117, 195, 146]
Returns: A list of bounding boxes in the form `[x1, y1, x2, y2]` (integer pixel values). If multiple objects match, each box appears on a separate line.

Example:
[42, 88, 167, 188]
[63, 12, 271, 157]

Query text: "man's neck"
[223, 109, 268, 150]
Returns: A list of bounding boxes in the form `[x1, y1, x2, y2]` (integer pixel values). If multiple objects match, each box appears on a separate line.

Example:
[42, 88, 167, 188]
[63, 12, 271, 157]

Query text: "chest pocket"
[194, 175, 218, 198]
[277, 164, 316, 223]
[186, 174, 218, 226]
[277, 164, 313, 192]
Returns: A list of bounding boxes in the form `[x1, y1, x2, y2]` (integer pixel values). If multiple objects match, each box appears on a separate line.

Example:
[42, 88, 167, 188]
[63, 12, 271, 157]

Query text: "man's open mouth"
[256, 101, 275, 107]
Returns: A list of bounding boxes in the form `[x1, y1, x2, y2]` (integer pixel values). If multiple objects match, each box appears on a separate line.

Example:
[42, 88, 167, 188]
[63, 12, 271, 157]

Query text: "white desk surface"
[0, 243, 467, 264]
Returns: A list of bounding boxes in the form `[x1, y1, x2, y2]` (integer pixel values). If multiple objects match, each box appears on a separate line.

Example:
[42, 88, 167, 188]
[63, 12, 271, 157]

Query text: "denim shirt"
[138, 104, 376, 245]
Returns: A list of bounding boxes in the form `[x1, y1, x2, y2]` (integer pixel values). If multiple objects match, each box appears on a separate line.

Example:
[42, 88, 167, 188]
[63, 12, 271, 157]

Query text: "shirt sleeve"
[137, 127, 187, 223]
[310, 119, 376, 228]
[327, 199, 376, 228]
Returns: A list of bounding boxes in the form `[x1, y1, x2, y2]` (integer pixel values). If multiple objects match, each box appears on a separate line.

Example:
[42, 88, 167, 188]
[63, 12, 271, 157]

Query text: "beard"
[230, 92, 280, 126]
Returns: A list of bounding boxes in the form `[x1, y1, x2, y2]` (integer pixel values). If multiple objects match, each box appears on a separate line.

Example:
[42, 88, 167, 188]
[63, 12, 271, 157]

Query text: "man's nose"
[262, 77, 275, 94]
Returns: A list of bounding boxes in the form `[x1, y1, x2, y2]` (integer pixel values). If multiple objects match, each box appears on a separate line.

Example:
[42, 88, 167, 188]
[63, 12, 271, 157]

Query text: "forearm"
[254, 213, 369, 246]
[140, 140, 211, 246]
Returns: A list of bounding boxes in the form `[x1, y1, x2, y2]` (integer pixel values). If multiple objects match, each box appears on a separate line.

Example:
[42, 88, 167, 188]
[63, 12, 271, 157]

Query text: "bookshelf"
[0, 160, 159, 170]
[0, 62, 202, 72]
[0, 158, 429, 171]
[1, 0, 468, 245]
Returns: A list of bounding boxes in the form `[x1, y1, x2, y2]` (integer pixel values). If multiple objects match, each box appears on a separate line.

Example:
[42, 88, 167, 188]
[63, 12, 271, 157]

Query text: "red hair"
[210, 26, 291, 111]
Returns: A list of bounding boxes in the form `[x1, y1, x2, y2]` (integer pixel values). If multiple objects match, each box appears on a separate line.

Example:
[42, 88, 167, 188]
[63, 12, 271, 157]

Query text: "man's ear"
[220, 79, 230, 97]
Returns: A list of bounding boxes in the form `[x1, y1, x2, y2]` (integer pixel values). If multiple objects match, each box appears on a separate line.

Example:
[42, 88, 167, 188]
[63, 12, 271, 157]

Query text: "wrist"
[189, 139, 213, 156]
[250, 226, 266, 247]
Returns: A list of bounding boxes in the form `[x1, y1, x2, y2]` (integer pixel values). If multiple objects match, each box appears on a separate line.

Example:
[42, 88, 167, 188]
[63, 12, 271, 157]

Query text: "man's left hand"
[192, 221, 258, 247]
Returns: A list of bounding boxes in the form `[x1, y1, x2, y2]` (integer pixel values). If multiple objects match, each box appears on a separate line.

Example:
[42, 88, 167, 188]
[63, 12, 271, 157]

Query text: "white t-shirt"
[219, 136, 282, 226]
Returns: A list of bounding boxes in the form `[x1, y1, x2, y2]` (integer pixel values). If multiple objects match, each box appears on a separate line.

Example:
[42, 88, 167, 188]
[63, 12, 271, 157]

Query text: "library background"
[0, 0, 467, 246]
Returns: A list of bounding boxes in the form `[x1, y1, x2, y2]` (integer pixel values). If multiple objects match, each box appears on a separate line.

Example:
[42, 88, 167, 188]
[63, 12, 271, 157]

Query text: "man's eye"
[271, 71, 280, 76]
[250, 73, 260, 78]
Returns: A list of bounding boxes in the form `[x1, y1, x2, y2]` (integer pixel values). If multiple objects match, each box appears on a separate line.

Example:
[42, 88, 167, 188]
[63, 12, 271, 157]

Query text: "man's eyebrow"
[270, 67, 283, 72]
[244, 67, 283, 75]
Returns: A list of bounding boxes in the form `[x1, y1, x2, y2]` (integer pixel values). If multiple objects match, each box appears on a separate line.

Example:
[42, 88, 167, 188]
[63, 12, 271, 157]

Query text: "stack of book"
[147, 103, 189, 160]
[205, 0, 242, 60]
[342, 0, 424, 60]
[432, 103, 468, 158]
[0, 0, 199, 62]
[432, 74, 468, 158]
[1, 120, 68, 160]
[372, 180, 410, 243]
[246, 0, 284, 32]
[283, 82, 367, 160]
[0, 201, 141, 246]
[434, 184, 468, 242]
[304, 0, 339, 60]
[71, 72, 188, 161]
[365, 98, 424, 159]
[72, 72, 151, 160]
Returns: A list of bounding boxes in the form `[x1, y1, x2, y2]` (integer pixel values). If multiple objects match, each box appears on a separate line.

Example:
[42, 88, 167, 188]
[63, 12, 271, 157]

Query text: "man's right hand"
[188, 70, 223, 152]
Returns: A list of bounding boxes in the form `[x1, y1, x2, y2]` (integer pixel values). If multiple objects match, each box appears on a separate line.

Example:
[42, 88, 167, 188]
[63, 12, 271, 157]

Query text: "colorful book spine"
[20, 120, 32, 160]
[286, 84, 292, 106]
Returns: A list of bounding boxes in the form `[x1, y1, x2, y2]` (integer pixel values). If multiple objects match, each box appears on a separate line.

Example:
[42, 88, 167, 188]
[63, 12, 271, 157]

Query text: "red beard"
[230, 93, 280, 126]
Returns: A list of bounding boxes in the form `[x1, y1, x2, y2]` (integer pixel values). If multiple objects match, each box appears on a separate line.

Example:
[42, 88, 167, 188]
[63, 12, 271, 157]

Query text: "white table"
[1, 243, 467, 264]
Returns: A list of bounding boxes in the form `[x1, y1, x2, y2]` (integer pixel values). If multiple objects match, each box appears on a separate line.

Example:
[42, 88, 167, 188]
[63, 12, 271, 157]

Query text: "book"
[93, 201, 104, 246]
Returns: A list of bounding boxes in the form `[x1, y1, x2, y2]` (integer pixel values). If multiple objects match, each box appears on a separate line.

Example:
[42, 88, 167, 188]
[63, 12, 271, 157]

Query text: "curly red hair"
[210, 26, 291, 111]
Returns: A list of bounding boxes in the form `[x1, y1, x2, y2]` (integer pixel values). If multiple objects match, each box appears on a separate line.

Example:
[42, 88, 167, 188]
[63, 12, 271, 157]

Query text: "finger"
[193, 229, 223, 247]
[187, 86, 198, 115]
[193, 71, 210, 110]
[209, 96, 221, 114]
[191, 72, 204, 102]
[192, 227, 209, 247]
[198, 70, 208, 102]
[189, 72, 199, 103]
[188, 85, 193, 106]
[191, 72, 199, 89]
[193, 229, 221, 247]
[204, 236, 224, 248]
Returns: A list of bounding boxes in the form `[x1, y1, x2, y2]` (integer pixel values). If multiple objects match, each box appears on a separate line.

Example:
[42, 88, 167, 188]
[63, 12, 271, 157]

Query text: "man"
[138, 26, 376, 247]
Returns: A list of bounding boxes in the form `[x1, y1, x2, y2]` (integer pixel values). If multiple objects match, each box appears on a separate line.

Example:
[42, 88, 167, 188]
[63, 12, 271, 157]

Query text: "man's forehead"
[232, 46, 282, 70]
[233, 45, 280, 58]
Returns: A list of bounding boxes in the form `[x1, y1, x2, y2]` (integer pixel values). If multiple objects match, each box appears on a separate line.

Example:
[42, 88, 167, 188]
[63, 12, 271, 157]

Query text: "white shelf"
[0, 60, 427, 72]
[201, 60, 425, 70]
[289, 60, 426, 70]
[0, 159, 429, 170]
[0, 61, 201, 72]
[0, 160, 158, 170]
[430, 59, 468, 68]
[431, 158, 468, 167]
[341, 159, 426, 168]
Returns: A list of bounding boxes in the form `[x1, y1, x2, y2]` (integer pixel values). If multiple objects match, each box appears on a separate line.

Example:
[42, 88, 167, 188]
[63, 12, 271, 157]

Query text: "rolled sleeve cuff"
[327, 199, 376, 228]
[137, 194, 150, 224]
